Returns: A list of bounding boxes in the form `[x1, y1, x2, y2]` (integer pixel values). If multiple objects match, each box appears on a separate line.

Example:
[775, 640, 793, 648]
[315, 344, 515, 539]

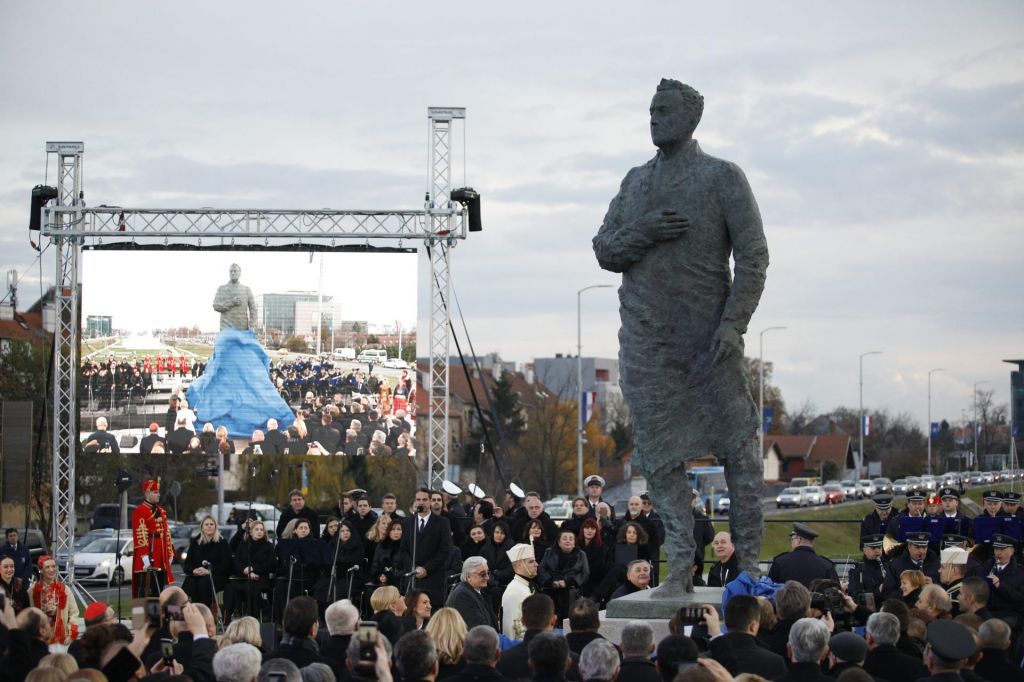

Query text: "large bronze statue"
[593, 79, 769, 594]
[213, 263, 258, 330]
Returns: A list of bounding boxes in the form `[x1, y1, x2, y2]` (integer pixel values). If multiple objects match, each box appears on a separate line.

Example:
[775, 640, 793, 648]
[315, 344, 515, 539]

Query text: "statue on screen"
[213, 263, 258, 330]
[592, 79, 769, 595]
[188, 262, 293, 438]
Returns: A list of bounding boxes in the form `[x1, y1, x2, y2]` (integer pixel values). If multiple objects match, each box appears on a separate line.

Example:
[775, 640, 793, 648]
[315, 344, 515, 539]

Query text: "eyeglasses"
[473, 571, 490, 577]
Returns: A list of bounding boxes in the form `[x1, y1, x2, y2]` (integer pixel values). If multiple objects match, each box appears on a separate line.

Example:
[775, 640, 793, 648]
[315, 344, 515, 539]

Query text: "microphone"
[201, 560, 211, 568]
[290, 555, 298, 564]
[403, 570, 417, 577]
[347, 565, 359, 573]
[415, 505, 425, 513]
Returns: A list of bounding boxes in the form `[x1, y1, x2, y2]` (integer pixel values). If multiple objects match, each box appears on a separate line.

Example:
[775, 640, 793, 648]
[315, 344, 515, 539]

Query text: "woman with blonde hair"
[369, 585, 408, 643]
[900, 569, 929, 608]
[183, 515, 232, 611]
[38, 652, 79, 676]
[364, 513, 392, 563]
[425, 607, 468, 679]
[219, 615, 263, 650]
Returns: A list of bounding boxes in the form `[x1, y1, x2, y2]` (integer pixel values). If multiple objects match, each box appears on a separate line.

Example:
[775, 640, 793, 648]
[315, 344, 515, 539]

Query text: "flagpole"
[859, 351, 883, 477]
[927, 368, 945, 476]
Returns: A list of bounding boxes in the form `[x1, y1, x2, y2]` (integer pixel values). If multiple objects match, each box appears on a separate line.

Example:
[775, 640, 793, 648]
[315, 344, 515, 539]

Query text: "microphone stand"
[286, 555, 297, 609]
[327, 531, 344, 604]
[410, 507, 423, 591]
[347, 564, 357, 602]
[202, 561, 223, 634]
[244, 460, 257, 618]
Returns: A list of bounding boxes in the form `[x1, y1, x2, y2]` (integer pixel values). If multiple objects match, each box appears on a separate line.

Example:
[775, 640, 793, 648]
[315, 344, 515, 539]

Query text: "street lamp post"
[859, 351, 883, 479]
[577, 285, 613, 497]
[927, 368, 945, 476]
[758, 327, 787, 463]
[973, 380, 990, 471]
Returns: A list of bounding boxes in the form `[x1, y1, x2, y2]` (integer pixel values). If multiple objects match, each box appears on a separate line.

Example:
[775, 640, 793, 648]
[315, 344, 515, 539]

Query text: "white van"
[357, 349, 388, 364]
[332, 348, 356, 361]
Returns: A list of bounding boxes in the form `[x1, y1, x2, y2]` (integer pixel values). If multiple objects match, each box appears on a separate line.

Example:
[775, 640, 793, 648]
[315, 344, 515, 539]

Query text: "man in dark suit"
[617, 620, 661, 682]
[321, 599, 359, 682]
[165, 395, 180, 435]
[264, 596, 329, 669]
[449, 625, 514, 682]
[310, 413, 342, 454]
[773, 617, 832, 682]
[708, 595, 785, 679]
[1, 528, 33, 584]
[446, 556, 499, 630]
[402, 488, 454, 609]
[863, 612, 928, 681]
[263, 418, 288, 455]
[976, 617, 1024, 682]
[767, 523, 838, 588]
[139, 422, 166, 455]
[565, 599, 611, 657]
[275, 489, 321, 538]
[166, 416, 193, 456]
[826, 631, 874, 679]
[496, 594, 580, 682]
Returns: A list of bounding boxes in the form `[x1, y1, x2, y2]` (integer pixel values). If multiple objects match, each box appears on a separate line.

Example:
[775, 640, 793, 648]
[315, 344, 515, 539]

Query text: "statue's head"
[229, 263, 241, 283]
[650, 79, 704, 149]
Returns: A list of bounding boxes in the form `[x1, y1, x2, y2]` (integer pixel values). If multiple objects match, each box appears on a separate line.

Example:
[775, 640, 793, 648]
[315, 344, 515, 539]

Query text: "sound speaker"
[2, 401, 32, 504]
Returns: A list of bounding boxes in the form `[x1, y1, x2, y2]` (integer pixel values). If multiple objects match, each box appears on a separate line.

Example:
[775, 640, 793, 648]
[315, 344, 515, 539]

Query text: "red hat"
[928, 494, 942, 505]
[142, 479, 160, 493]
[84, 601, 110, 622]
[37, 554, 53, 569]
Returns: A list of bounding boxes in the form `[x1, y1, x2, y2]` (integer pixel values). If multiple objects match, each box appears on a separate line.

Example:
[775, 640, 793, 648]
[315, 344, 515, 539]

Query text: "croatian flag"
[862, 415, 872, 436]
[581, 391, 597, 424]
[301, 462, 309, 496]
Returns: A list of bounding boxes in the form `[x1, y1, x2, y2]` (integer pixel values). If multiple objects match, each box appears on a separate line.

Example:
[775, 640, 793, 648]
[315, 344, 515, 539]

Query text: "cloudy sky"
[1, 2, 1021, 433]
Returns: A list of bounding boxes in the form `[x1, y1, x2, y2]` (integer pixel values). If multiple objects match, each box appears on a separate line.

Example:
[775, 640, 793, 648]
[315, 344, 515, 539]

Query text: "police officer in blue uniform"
[938, 488, 971, 539]
[920, 620, 977, 682]
[860, 494, 897, 540]
[882, 531, 940, 599]
[846, 534, 887, 610]
[982, 533, 1024, 627]
[767, 522, 838, 588]
[889, 489, 928, 542]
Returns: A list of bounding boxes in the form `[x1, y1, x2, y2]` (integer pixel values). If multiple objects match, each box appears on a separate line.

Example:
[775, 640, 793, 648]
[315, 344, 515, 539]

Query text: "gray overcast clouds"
[1, 1, 1021, 432]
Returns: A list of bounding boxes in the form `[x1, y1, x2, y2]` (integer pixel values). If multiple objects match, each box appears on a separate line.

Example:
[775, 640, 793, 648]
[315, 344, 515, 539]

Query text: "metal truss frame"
[41, 109, 467, 577]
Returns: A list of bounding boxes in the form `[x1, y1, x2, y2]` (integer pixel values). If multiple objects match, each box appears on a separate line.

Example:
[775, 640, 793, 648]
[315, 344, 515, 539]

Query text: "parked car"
[332, 348, 356, 361]
[840, 480, 859, 499]
[802, 486, 824, 505]
[543, 500, 572, 521]
[776, 488, 806, 508]
[858, 479, 876, 497]
[70, 536, 133, 585]
[823, 484, 845, 505]
[872, 477, 893, 494]
[356, 349, 388, 364]
[91, 503, 138, 530]
[383, 358, 409, 369]
[171, 524, 199, 563]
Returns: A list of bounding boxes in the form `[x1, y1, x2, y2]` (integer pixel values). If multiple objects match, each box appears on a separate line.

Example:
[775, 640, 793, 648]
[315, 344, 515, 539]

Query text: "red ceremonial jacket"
[131, 501, 176, 580]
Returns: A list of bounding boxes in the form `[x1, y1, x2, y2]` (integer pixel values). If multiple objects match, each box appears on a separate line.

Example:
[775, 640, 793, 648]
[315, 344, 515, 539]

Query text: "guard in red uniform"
[180, 356, 190, 377]
[156, 355, 166, 378]
[132, 479, 175, 597]
[168, 355, 179, 377]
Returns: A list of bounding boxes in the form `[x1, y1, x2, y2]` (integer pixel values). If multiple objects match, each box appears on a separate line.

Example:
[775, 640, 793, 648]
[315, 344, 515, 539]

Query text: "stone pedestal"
[604, 586, 725, 619]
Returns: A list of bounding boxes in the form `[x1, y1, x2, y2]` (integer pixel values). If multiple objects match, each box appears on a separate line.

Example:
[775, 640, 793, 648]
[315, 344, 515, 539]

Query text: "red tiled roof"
[0, 312, 48, 343]
[767, 434, 853, 469]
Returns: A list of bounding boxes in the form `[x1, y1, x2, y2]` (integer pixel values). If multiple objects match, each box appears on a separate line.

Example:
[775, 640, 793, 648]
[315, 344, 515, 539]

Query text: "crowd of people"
[6, 479, 1024, 681]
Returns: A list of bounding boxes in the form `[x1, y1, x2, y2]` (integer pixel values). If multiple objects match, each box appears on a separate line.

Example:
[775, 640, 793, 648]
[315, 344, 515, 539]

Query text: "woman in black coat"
[274, 517, 322, 623]
[370, 520, 407, 587]
[538, 529, 590, 621]
[315, 520, 365, 608]
[520, 518, 551, 563]
[224, 519, 276, 619]
[577, 518, 610, 598]
[459, 524, 488, 560]
[182, 515, 232, 611]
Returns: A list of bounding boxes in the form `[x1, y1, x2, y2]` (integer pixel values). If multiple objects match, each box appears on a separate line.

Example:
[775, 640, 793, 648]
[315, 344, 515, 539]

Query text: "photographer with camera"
[768, 523, 838, 587]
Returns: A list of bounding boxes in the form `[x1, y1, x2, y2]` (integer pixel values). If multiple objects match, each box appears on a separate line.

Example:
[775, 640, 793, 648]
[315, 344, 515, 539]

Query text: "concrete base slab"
[604, 586, 724, 619]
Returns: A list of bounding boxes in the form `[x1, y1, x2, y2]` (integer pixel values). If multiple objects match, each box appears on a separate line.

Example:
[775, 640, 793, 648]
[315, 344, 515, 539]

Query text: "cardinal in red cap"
[131, 478, 175, 597]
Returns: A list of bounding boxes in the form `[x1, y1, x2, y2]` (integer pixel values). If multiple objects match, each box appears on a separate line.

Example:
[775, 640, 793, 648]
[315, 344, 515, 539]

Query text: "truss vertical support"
[425, 108, 464, 491]
[48, 141, 84, 581]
